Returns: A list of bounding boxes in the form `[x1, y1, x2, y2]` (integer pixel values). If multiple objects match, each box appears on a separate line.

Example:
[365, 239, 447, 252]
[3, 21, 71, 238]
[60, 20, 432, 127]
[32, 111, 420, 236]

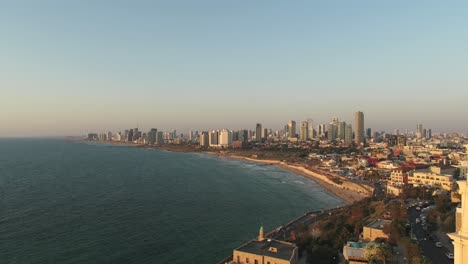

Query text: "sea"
[0, 139, 344, 263]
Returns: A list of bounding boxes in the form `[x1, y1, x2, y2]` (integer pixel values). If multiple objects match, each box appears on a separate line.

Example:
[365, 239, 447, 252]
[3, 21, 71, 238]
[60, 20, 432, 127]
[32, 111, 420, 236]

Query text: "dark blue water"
[0, 139, 343, 263]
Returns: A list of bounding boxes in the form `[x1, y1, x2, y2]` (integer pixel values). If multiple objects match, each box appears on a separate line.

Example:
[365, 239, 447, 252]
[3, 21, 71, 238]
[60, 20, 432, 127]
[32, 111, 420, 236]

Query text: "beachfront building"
[219, 129, 233, 148]
[448, 180, 468, 264]
[231, 226, 299, 264]
[362, 219, 391, 242]
[200, 131, 209, 147]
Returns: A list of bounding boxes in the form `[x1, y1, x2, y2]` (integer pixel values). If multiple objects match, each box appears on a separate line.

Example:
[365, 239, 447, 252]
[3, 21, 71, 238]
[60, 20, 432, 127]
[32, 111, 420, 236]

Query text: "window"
[254, 260, 258, 264]
[246, 258, 249, 263]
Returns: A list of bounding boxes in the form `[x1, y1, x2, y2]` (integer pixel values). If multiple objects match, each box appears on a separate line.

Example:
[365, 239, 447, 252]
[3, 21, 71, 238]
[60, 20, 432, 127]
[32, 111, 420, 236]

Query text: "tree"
[363, 243, 389, 264]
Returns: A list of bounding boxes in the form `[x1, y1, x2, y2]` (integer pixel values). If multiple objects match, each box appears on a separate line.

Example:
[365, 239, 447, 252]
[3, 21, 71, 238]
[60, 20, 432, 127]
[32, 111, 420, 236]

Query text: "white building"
[448, 180, 468, 264]
[219, 129, 232, 148]
[459, 145, 468, 179]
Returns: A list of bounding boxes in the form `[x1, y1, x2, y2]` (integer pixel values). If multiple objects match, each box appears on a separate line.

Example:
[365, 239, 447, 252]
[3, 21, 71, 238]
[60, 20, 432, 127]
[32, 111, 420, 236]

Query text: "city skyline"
[1, 1, 468, 137]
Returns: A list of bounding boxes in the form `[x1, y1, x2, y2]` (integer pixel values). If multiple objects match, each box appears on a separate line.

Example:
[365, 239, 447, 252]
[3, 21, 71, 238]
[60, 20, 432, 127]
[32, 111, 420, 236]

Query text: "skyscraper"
[219, 129, 232, 148]
[307, 119, 314, 139]
[188, 129, 193, 141]
[209, 130, 219, 146]
[288, 120, 296, 138]
[255, 123, 262, 142]
[354, 111, 364, 145]
[417, 124, 423, 139]
[200, 131, 209, 147]
[319, 124, 326, 137]
[300, 121, 308, 141]
[338, 121, 346, 140]
[127, 129, 134, 142]
[345, 124, 353, 143]
[149, 128, 157, 144]
[328, 123, 337, 141]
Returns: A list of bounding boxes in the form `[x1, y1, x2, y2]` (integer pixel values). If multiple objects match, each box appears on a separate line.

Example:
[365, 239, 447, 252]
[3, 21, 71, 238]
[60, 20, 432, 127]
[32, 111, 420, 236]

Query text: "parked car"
[435, 242, 442, 248]
[446, 253, 454, 259]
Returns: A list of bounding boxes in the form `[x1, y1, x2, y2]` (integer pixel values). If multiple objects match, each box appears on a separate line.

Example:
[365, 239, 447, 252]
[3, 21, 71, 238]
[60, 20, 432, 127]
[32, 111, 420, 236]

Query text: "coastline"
[213, 153, 370, 205]
[78, 140, 372, 205]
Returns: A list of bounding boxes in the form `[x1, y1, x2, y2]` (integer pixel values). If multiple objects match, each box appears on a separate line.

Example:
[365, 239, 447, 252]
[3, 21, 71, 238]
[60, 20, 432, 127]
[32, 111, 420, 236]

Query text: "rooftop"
[366, 219, 392, 230]
[235, 239, 296, 261]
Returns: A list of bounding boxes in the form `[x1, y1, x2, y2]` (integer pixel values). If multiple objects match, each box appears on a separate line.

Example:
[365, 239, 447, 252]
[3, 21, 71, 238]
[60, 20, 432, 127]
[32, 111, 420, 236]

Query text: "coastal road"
[408, 207, 453, 264]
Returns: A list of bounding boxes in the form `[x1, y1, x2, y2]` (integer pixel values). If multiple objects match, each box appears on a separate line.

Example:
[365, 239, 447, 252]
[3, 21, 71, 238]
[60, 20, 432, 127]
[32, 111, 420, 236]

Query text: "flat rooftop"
[235, 239, 296, 261]
[367, 219, 392, 230]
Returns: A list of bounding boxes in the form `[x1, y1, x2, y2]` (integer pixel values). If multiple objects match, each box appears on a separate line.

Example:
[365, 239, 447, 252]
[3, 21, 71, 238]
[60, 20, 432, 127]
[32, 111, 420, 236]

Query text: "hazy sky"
[1, 1, 467, 136]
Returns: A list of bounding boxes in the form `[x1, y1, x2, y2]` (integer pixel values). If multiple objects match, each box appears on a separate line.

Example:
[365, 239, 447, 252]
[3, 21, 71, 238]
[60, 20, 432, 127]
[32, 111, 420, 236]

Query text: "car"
[435, 242, 442, 248]
[416, 206, 421, 211]
[446, 253, 454, 259]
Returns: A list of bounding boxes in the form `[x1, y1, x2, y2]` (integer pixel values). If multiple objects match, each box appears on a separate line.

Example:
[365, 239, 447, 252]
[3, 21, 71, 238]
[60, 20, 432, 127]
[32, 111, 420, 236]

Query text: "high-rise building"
[307, 119, 314, 139]
[255, 123, 262, 142]
[417, 124, 423, 139]
[338, 121, 346, 140]
[366, 128, 372, 139]
[262, 128, 268, 140]
[428, 129, 432, 139]
[300, 121, 308, 141]
[448, 180, 468, 264]
[127, 129, 134, 142]
[319, 124, 326, 137]
[200, 131, 209, 147]
[148, 128, 157, 144]
[354, 111, 364, 145]
[209, 130, 219, 146]
[219, 129, 232, 148]
[188, 129, 193, 141]
[238, 130, 248, 143]
[288, 120, 296, 138]
[393, 129, 399, 136]
[345, 124, 353, 143]
[328, 123, 337, 141]
[156, 131, 164, 145]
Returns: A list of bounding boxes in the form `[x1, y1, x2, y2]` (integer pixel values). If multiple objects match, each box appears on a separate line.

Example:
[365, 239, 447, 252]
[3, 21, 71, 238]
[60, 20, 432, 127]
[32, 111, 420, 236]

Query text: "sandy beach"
[212, 152, 372, 205]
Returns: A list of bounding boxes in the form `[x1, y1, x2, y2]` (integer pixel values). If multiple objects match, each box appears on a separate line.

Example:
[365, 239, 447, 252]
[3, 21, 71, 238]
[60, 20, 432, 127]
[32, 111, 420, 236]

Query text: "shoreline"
[79, 140, 372, 205]
[213, 153, 370, 205]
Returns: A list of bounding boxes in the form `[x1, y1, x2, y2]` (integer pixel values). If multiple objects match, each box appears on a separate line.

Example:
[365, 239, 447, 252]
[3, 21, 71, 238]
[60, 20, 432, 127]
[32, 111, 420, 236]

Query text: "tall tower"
[338, 121, 346, 140]
[288, 120, 296, 138]
[307, 119, 314, 139]
[345, 124, 353, 143]
[354, 111, 364, 145]
[448, 180, 468, 264]
[300, 121, 308, 141]
[417, 124, 423, 139]
[255, 123, 262, 142]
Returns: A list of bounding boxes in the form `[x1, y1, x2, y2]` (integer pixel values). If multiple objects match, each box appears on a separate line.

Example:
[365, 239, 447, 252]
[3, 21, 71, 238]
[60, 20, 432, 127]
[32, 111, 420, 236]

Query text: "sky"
[1, 1, 467, 136]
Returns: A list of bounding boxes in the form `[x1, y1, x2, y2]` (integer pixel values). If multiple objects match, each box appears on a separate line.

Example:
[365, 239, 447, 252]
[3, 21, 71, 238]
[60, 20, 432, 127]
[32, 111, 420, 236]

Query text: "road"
[408, 206, 453, 264]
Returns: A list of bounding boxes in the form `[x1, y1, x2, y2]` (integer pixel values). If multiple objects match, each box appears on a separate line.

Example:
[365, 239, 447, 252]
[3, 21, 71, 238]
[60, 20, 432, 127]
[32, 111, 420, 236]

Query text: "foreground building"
[343, 241, 377, 264]
[231, 226, 298, 264]
[448, 180, 468, 264]
[362, 219, 391, 242]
